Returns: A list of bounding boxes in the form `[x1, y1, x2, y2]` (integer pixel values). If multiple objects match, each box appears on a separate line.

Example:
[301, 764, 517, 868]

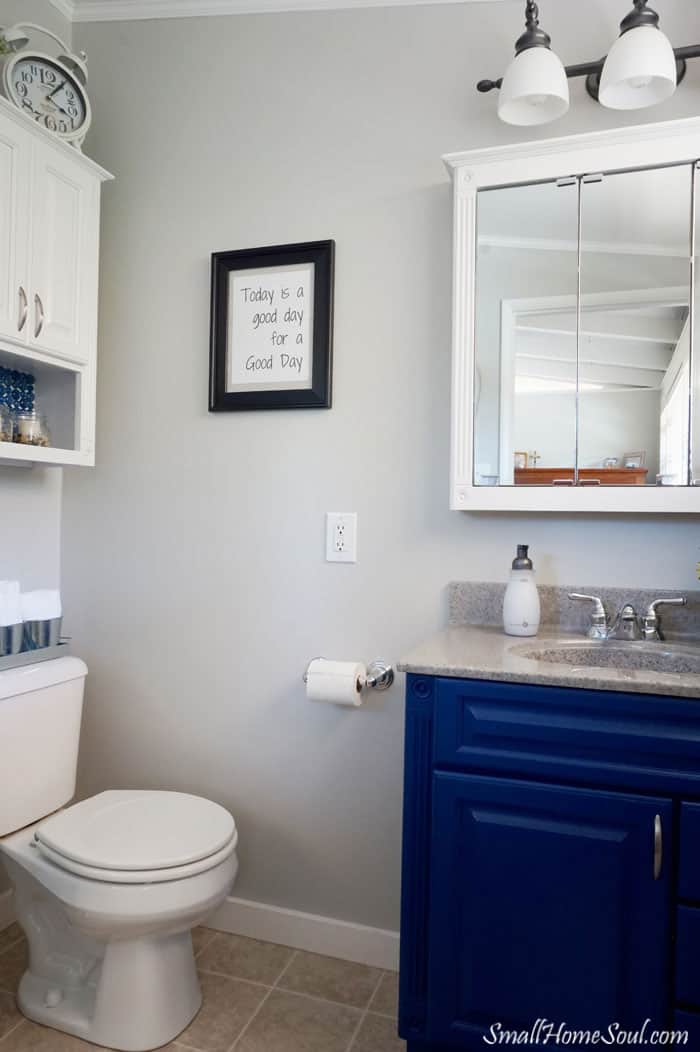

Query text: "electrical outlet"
[326, 513, 357, 563]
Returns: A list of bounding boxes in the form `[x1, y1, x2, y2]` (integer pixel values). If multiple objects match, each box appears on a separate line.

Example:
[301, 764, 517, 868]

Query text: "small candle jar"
[14, 410, 50, 447]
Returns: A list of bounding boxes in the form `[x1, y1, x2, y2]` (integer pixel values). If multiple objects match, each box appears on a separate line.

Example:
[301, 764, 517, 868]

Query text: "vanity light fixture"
[478, 0, 699, 126]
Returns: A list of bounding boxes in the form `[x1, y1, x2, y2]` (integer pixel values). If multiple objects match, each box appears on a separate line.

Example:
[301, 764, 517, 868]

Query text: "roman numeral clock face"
[4, 55, 90, 142]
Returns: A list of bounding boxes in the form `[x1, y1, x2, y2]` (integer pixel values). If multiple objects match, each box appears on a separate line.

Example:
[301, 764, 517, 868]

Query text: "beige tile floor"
[0, 924, 404, 1052]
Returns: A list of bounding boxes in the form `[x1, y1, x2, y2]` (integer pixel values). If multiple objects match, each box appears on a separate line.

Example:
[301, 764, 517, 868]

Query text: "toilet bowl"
[0, 659, 239, 1051]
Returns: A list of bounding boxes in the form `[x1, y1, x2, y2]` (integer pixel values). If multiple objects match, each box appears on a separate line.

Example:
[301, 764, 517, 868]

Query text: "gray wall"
[60, 1, 700, 932]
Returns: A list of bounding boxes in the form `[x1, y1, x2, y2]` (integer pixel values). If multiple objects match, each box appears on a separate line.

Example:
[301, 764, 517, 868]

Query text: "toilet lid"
[35, 790, 236, 872]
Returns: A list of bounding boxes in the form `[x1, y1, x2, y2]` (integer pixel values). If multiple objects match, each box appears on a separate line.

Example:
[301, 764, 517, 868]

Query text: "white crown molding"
[51, 0, 504, 22]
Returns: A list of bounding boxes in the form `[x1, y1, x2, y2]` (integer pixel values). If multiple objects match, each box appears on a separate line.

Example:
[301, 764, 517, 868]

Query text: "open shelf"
[0, 346, 90, 466]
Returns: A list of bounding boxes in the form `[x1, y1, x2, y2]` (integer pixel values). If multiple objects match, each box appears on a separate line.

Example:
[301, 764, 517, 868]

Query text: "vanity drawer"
[676, 907, 700, 1005]
[679, 804, 700, 901]
[432, 678, 700, 791]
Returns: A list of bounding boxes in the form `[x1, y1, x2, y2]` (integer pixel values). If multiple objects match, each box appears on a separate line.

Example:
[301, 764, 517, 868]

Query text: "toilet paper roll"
[305, 659, 366, 707]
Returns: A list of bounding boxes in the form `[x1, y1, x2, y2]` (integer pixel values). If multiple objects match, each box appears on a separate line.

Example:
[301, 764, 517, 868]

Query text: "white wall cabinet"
[0, 118, 30, 348]
[0, 97, 112, 466]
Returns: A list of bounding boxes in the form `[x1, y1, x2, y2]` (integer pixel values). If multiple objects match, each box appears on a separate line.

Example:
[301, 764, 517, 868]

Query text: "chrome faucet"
[568, 594, 687, 643]
[568, 594, 608, 640]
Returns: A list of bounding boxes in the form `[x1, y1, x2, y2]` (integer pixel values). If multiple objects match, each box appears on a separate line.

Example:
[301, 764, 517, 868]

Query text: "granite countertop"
[397, 582, 700, 700]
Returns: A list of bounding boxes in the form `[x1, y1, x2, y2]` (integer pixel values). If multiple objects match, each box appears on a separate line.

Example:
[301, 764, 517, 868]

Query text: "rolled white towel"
[20, 589, 62, 623]
[0, 580, 22, 627]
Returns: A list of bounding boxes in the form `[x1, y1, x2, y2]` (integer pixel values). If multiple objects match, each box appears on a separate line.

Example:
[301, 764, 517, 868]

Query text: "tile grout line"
[0, 1018, 25, 1047]
[197, 967, 271, 990]
[226, 949, 300, 1052]
[345, 968, 386, 1052]
[193, 930, 219, 960]
[0, 937, 24, 960]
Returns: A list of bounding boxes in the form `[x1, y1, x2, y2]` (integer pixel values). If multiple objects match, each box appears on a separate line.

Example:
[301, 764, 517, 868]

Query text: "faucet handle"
[644, 597, 687, 616]
[568, 593, 606, 615]
[568, 594, 608, 639]
[642, 597, 687, 641]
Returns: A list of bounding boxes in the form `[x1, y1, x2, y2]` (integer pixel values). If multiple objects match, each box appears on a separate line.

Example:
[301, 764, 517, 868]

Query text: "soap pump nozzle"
[511, 545, 533, 571]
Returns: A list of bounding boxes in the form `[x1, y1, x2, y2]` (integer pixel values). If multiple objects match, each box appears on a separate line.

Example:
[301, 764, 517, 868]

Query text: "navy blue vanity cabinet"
[399, 674, 700, 1051]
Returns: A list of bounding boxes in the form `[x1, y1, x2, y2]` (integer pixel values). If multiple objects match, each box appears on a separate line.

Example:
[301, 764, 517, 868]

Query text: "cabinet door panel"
[428, 772, 672, 1045]
[0, 121, 30, 345]
[29, 142, 99, 363]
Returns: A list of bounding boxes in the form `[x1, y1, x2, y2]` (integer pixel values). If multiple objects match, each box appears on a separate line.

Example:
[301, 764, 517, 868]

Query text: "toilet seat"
[33, 790, 237, 884]
[34, 833, 238, 883]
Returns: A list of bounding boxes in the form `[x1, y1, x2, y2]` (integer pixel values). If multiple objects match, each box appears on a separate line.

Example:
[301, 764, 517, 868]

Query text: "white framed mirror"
[446, 118, 700, 512]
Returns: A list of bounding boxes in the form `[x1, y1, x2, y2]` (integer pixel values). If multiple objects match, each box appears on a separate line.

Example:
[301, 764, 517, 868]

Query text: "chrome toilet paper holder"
[302, 658, 394, 692]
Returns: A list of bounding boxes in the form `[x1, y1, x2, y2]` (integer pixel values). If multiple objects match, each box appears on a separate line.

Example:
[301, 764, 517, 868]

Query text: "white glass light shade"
[599, 26, 677, 110]
[498, 46, 570, 126]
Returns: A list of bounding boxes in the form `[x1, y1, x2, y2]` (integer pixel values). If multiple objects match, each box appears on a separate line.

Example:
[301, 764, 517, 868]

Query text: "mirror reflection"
[474, 165, 692, 487]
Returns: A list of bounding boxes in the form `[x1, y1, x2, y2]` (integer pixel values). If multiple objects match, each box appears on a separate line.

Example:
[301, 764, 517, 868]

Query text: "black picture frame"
[209, 240, 335, 411]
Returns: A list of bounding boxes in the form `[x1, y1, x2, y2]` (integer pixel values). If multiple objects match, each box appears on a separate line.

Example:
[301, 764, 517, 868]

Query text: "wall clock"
[3, 52, 91, 146]
[1, 25, 91, 149]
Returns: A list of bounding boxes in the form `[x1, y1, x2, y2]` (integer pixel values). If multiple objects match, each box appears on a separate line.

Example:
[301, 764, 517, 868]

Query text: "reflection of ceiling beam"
[516, 356, 664, 389]
[516, 316, 684, 344]
[479, 234, 689, 259]
[515, 333, 673, 371]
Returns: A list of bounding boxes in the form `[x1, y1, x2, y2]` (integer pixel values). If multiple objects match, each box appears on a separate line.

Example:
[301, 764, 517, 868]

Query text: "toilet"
[0, 657, 239, 1052]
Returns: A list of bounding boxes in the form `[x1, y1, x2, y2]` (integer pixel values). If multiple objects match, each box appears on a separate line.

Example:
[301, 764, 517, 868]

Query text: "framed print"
[209, 240, 334, 411]
[623, 451, 646, 468]
[514, 451, 528, 470]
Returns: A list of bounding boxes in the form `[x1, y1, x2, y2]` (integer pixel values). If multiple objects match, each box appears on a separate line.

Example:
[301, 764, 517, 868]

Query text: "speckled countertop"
[397, 582, 700, 700]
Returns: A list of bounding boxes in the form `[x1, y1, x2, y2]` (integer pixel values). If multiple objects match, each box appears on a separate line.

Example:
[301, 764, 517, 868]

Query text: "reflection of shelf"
[515, 467, 649, 487]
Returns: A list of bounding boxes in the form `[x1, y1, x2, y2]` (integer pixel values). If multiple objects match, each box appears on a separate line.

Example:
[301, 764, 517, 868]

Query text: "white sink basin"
[512, 640, 700, 676]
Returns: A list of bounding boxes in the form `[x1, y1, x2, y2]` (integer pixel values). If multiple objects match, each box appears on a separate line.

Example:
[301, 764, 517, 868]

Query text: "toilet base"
[18, 930, 202, 1052]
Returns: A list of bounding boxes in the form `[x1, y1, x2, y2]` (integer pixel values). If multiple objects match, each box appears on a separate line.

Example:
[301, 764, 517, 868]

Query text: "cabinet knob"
[34, 294, 44, 339]
[17, 286, 27, 332]
[653, 814, 663, 880]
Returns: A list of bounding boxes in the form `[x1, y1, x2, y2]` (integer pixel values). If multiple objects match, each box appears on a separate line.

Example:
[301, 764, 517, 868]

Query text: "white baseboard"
[208, 895, 400, 971]
[0, 889, 15, 932]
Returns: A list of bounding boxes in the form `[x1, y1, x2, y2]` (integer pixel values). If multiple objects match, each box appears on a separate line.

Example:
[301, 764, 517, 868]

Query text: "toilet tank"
[0, 657, 87, 836]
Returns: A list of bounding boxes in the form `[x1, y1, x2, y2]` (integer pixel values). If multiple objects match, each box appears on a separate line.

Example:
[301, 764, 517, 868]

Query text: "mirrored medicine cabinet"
[445, 118, 700, 513]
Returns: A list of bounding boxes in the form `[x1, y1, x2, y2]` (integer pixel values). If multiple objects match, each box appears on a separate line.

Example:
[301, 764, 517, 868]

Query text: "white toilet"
[0, 656, 239, 1051]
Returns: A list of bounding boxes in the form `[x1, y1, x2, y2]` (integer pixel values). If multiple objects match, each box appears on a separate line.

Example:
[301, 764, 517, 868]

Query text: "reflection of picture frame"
[209, 240, 335, 411]
[623, 451, 646, 469]
[514, 451, 528, 470]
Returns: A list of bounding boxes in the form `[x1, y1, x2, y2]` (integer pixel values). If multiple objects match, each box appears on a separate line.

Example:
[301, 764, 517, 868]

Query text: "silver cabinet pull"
[34, 293, 44, 339]
[653, 814, 663, 880]
[17, 286, 27, 332]
[552, 479, 574, 486]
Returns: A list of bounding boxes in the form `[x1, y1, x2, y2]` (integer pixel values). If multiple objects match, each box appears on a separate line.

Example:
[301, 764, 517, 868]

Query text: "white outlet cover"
[326, 512, 357, 563]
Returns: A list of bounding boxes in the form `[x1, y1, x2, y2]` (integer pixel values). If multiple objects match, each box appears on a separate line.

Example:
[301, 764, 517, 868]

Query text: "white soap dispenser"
[503, 544, 541, 637]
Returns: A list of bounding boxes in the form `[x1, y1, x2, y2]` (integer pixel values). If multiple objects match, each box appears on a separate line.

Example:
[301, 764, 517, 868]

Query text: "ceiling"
[49, 0, 508, 22]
